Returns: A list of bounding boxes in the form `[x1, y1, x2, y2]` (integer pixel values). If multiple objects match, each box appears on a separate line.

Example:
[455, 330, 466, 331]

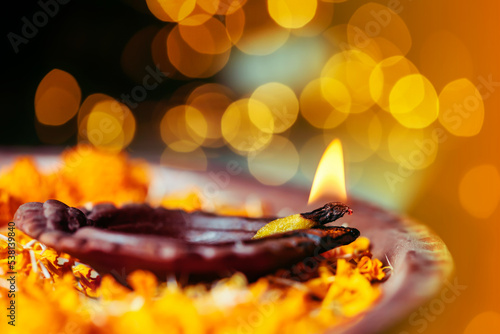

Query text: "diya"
[14, 200, 359, 281]
[0, 146, 453, 334]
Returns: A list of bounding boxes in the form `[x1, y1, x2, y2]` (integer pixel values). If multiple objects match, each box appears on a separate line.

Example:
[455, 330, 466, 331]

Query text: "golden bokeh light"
[221, 98, 274, 154]
[347, 3, 412, 58]
[35, 69, 81, 126]
[78, 94, 108, 124]
[250, 82, 299, 133]
[321, 50, 377, 113]
[228, 0, 290, 55]
[389, 74, 439, 128]
[224, 5, 245, 45]
[387, 124, 438, 170]
[78, 94, 136, 152]
[291, 0, 333, 37]
[248, 104, 275, 133]
[146, 0, 196, 22]
[438, 78, 484, 137]
[167, 25, 231, 78]
[459, 165, 500, 219]
[300, 78, 349, 129]
[96, 107, 135, 151]
[248, 135, 299, 185]
[321, 78, 352, 114]
[267, 0, 318, 29]
[179, 17, 232, 54]
[390, 75, 426, 114]
[87, 111, 123, 146]
[160, 105, 208, 152]
[308, 138, 347, 203]
[369, 56, 419, 112]
[188, 85, 234, 148]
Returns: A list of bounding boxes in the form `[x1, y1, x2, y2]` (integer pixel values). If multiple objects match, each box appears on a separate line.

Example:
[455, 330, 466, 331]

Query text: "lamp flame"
[308, 139, 347, 204]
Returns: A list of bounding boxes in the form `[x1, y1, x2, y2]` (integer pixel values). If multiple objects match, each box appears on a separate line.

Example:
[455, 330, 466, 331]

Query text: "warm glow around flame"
[308, 139, 347, 204]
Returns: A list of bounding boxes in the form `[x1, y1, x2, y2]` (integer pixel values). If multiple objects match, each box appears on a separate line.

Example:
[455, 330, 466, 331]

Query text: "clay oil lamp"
[12, 140, 452, 333]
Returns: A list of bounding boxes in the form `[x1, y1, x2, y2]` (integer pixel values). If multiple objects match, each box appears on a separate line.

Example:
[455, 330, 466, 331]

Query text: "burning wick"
[308, 139, 347, 205]
[252, 202, 353, 239]
[253, 140, 353, 239]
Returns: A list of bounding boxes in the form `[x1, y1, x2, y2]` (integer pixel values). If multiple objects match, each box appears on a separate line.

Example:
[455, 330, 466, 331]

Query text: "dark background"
[1, 0, 179, 147]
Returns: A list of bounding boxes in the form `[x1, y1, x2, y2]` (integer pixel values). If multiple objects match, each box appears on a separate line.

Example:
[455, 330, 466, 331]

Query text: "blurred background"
[1, 0, 499, 332]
